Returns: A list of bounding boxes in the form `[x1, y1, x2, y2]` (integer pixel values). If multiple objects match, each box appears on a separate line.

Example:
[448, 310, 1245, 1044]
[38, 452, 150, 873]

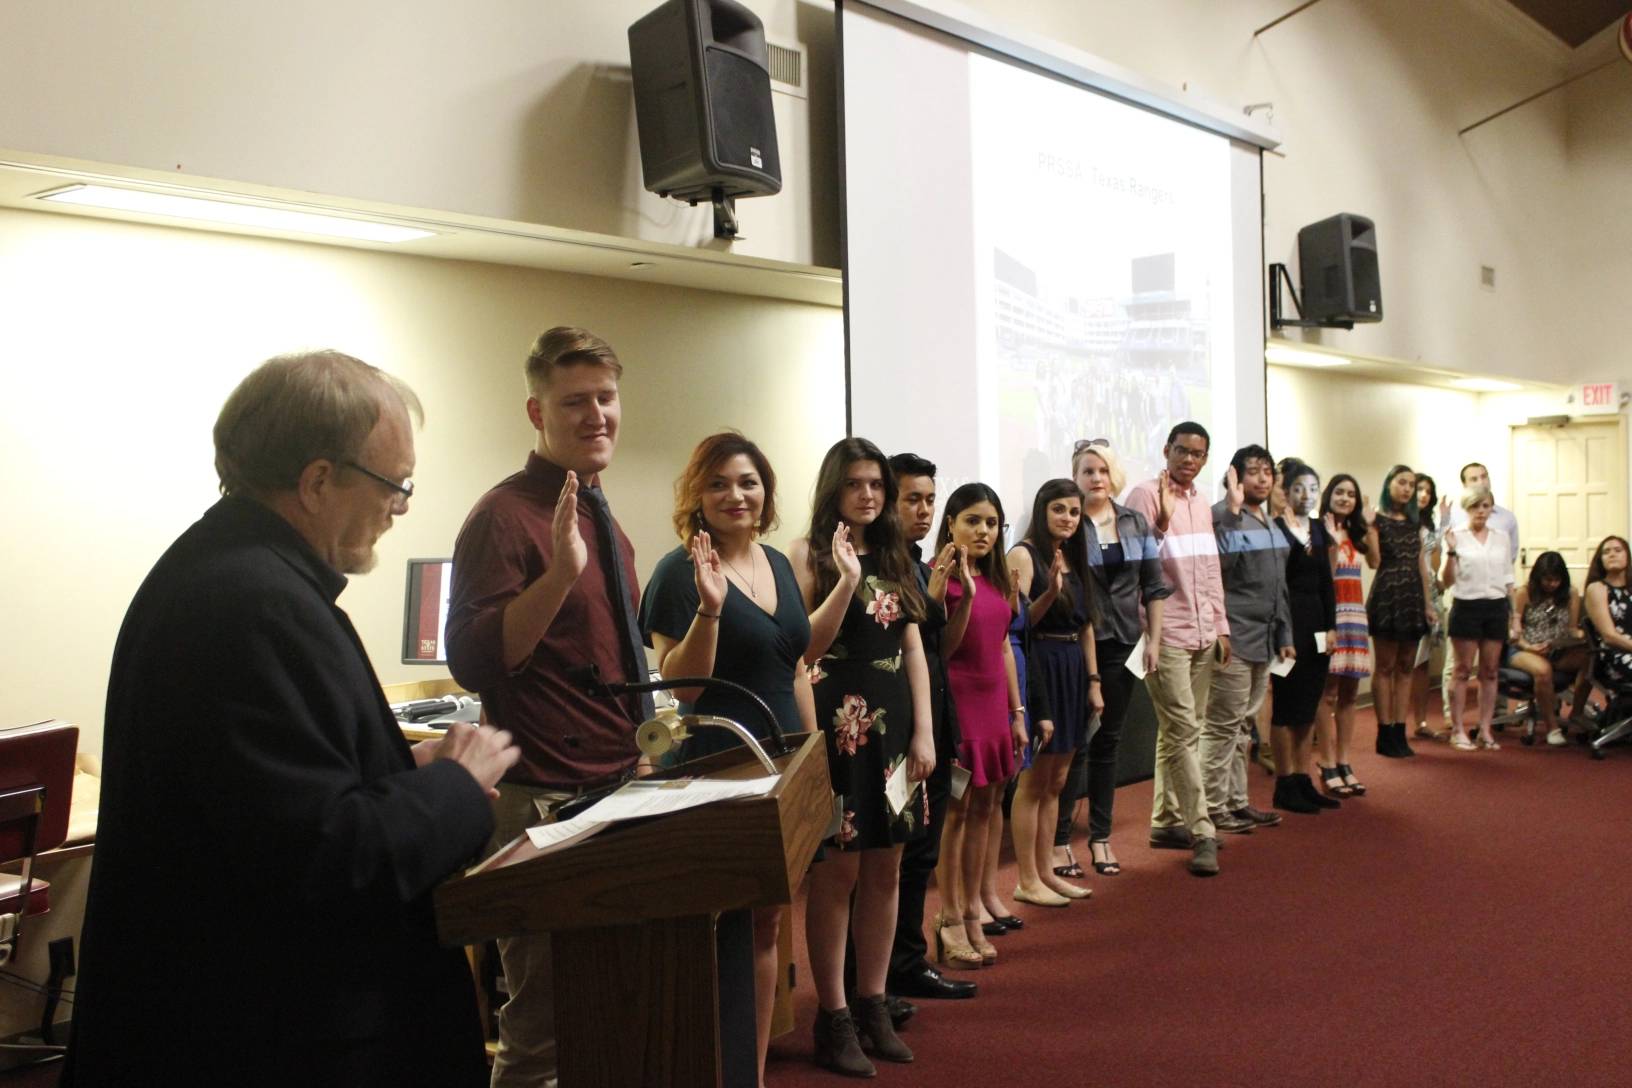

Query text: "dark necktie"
[578, 484, 657, 724]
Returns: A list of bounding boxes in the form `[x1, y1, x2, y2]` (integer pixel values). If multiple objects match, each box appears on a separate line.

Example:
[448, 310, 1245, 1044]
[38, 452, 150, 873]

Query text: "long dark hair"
[1378, 464, 1418, 524]
[1526, 551, 1570, 607]
[804, 437, 924, 620]
[1319, 474, 1368, 544]
[1586, 536, 1630, 587]
[935, 482, 1014, 604]
[1022, 478, 1098, 627]
[1416, 474, 1439, 533]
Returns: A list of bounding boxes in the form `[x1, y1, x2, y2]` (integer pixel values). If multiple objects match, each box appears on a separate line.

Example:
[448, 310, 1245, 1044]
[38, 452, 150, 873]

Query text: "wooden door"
[1509, 418, 1628, 582]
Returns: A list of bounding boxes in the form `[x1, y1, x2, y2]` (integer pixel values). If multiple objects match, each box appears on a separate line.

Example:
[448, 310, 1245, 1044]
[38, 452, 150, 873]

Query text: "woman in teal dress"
[638, 433, 814, 1088]
[792, 437, 935, 1078]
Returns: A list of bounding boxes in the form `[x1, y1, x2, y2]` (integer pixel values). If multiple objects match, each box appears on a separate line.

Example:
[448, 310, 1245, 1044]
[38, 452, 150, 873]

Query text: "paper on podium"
[1125, 635, 1148, 679]
[1269, 655, 1296, 677]
[577, 774, 780, 824]
[525, 812, 607, 852]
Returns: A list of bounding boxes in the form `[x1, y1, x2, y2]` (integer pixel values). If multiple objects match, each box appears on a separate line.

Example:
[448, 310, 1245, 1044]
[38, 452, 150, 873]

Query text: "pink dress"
[944, 573, 1016, 787]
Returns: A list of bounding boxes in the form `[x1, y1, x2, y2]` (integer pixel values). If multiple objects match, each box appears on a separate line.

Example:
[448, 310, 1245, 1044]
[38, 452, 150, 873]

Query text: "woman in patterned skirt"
[1316, 474, 1377, 796]
[1366, 465, 1438, 758]
[792, 437, 935, 1077]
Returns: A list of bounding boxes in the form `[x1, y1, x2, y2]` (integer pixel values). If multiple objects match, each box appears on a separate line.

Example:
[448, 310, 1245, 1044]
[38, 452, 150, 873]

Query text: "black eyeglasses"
[343, 460, 414, 505]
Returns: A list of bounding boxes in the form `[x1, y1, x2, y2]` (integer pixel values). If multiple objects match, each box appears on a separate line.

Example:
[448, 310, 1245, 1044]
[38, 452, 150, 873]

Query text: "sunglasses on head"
[1073, 438, 1111, 453]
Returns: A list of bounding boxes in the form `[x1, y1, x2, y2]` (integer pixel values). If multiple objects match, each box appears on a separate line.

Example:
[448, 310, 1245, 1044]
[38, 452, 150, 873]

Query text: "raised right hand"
[432, 722, 520, 798]
[1323, 511, 1346, 540]
[1156, 469, 1176, 528]
[1224, 465, 1244, 516]
[926, 543, 956, 603]
[552, 471, 589, 580]
[1361, 495, 1378, 526]
[1048, 548, 1067, 597]
[832, 523, 862, 586]
[955, 544, 976, 598]
[690, 530, 728, 615]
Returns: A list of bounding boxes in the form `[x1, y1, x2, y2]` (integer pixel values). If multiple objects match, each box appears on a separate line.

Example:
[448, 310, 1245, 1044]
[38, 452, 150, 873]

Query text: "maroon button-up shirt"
[446, 453, 643, 787]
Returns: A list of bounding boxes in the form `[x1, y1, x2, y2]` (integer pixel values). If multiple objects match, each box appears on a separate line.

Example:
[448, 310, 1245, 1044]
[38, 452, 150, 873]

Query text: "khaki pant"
[1145, 643, 1217, 839]
[488, 782, 579, 1088]
[1203, 656, 1269, 815]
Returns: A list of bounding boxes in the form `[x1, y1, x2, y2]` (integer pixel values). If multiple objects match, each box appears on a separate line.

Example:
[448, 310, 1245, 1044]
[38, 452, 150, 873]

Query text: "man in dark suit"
[65, 350, 518, 1087]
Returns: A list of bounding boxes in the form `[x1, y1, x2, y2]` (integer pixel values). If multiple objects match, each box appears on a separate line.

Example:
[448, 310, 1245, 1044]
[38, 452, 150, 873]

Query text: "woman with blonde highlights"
[637, 431, 813, 1087]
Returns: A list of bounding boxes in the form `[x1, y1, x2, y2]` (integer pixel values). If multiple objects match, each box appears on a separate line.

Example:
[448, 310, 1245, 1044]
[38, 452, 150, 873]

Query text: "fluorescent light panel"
[1264, 344, 1350, 369]
[1448, 377, 1522, 392]
[36, 184, 435, 244]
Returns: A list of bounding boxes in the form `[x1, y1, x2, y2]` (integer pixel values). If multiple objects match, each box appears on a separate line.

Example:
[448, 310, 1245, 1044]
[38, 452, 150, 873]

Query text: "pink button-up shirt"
[1125, 477, 1230, 650]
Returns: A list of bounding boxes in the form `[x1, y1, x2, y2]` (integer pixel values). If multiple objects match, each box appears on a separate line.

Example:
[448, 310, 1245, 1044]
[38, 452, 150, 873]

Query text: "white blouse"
[1449, 527, 1514, 601]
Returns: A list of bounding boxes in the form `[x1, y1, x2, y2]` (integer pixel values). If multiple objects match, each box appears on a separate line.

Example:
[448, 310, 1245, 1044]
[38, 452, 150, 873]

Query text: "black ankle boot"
[853, 993, 914, 1063]
[1298, 772, 1341, 808]
[1378, 722, 1408, 758]
[813, 1006, 876, 1078]
[1273, 774, 1319, 814]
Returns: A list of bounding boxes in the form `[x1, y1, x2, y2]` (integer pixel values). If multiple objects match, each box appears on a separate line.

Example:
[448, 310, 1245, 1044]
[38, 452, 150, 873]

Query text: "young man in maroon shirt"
[447, 326, 652, 1088]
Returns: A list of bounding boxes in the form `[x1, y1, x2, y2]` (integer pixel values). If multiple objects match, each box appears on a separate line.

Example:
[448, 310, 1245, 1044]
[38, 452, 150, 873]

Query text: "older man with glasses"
[67, 350, 518, 1086]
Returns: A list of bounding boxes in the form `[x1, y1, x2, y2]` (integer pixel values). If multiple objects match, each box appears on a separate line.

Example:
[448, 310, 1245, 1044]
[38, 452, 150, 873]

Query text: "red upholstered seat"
[0, 871, 50, 917]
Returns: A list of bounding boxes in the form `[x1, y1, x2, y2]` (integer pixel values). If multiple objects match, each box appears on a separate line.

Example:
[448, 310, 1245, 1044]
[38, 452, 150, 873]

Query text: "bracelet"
[696, 608, 721, 619]
[1011, 705, 1025, 715]
[1087, 673, 1101, 682]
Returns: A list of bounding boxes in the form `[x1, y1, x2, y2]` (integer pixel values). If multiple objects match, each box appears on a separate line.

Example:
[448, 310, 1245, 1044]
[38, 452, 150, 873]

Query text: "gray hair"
[1459, 486, 1494, 511]
[213, 350, 422, 498]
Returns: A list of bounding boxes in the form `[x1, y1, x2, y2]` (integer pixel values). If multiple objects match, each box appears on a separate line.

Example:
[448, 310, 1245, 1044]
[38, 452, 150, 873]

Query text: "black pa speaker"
[1297, 213, 1381, 324]
[628, 0, 782, 204]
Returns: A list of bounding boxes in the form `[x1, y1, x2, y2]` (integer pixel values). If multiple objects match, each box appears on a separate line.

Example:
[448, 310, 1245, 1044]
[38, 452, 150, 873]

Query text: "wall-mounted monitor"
[402, 558, 453, 665]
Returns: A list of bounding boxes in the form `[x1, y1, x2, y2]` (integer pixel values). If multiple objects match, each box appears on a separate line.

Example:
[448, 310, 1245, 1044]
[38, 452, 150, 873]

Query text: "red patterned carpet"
[768, 705, 1632, 1088]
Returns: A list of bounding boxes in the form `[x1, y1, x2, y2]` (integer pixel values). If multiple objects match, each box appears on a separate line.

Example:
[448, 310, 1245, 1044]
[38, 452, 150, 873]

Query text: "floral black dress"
[809, 553, 923, 850]
[1366, 515, 1428, 642]
[1592, 584, 1632, 689]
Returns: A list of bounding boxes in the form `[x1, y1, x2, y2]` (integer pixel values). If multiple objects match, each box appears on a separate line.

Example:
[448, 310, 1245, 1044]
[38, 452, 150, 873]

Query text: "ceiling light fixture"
[1264, 344, 1350, 368]
[35, 184, 435, 244]
[1448, 377, 1522, 393]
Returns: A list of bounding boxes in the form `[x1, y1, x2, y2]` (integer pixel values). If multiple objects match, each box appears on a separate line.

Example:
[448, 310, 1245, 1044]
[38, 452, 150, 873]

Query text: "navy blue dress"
[639, 543, 811, 760]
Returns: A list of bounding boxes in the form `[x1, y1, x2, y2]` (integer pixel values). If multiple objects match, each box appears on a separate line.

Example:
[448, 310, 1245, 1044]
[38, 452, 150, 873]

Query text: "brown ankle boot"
[852, 993, 914, 1063]
[813, 1005, 876, 1078]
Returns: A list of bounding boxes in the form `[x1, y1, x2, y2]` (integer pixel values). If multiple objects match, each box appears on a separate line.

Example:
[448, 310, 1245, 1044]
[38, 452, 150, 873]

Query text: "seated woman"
[1506, 550, 1586, 747]
[1584, 536, 1632, 704]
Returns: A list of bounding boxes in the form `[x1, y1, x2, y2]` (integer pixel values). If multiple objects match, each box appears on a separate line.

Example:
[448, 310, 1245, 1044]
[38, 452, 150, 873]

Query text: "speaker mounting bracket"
[710, 188, 740, 241]
[1268, 262, 1353, 331]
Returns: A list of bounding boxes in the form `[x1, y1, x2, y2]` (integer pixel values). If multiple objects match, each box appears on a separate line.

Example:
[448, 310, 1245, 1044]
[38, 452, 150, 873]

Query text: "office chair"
[1493, 658, 1582, 746]
[0, 720, 78, 1051]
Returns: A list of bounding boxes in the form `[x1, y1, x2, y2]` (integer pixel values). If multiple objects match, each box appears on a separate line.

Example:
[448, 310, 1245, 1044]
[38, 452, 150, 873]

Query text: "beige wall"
[1563, 24, 1632, 385]
[951, 0, 1576, 384]
[0, 0, 839, 267]
[0, 206, 845, 756]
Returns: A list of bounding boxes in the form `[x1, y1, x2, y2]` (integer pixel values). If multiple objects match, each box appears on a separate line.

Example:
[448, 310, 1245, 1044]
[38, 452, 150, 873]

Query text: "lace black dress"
[1366, 515, 1428, 642]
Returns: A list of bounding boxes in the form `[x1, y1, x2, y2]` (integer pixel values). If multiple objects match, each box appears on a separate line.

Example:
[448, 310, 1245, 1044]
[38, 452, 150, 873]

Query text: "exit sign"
[1579, 381, 1621, 415]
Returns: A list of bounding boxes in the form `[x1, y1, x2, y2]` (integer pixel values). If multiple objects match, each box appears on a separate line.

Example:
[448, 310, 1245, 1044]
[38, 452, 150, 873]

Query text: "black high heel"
[1336, 762, 1366, 796]
[1318, 764, 1356, 798]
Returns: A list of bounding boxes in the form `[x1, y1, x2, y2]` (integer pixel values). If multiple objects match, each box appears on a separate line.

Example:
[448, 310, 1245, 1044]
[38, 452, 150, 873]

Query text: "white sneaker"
[1546, 728, 1567, 747]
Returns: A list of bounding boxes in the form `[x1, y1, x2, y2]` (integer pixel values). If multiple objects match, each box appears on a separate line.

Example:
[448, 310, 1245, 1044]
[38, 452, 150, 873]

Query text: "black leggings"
[1055, 639, 1137, 845]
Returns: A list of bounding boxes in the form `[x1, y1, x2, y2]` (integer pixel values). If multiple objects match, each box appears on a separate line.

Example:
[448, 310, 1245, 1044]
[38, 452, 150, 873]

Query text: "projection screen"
[840, 0, 1276, 523]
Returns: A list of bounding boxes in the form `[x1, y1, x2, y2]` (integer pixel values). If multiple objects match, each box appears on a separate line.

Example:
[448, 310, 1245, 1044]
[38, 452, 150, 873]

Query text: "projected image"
[970, 54, 1237, 513]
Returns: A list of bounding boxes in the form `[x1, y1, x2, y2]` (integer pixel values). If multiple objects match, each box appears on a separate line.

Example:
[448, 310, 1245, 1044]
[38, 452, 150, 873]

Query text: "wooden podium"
[435, 731, 832, 1088]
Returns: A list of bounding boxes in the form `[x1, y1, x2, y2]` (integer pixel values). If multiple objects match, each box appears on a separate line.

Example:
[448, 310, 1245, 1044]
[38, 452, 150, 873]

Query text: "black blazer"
[66, 497, 494, 1087]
